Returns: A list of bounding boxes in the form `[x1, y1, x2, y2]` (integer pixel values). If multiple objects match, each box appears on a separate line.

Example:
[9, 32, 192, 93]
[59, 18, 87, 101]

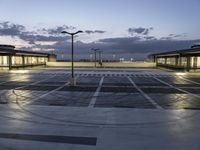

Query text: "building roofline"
[14, 49, 56, 56]
[149, 47, 200, 57]
[0, 48, 56, 57]
[0, 45, 15, 49]
[0, 44, 56, 60]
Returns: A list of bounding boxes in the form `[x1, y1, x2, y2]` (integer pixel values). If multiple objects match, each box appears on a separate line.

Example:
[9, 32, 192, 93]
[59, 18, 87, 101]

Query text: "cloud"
[85, 30, 106, 34]
[128, 27, 153, 35]
[160, 33, 187, 41]
[97, 36, 200, 53]
[1, 21, 199, 60]
[18, 35, 200, 61]
[0, 21, 72, 44]
[99, 36, 142, 45]
[0, 21, 26, 36]
[40, 25, 76, 35]
[19, 34, 68, 45]
[144, 36, 157, 40]
[29, 35, 200, 60]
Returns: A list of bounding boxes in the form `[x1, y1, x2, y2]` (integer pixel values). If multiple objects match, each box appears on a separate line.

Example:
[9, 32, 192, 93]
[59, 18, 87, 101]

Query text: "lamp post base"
[69, 77, 76, 87]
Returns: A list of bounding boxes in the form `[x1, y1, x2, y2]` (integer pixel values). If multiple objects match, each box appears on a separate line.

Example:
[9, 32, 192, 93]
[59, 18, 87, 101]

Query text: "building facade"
[0, 45, 56, 70]
[149, 45, 200, 72]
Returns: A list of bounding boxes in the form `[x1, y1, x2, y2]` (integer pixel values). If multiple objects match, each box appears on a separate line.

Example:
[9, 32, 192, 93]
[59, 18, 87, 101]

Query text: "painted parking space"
[95, 93, 156, 109]
[31, 91, 94, 107]
[130, 76, 167, 86]
[149, 94, 200, 109]
[0, 69, 200, 110]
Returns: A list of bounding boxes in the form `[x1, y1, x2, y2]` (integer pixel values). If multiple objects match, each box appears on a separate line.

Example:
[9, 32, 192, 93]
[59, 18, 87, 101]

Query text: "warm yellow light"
[175, 72, 187, 76]
[10, 70, 30, 74]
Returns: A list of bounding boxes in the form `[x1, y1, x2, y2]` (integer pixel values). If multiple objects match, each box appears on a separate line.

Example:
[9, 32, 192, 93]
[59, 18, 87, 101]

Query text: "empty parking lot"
[1, 68, 200, 110]
[0, 68, 200, 150]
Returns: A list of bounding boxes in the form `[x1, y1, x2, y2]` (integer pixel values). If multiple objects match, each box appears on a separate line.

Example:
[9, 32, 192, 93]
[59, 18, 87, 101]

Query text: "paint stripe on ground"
[153, 76, 200, 99]
[88, 76, 104, 108]
[128, 77, 163, 110]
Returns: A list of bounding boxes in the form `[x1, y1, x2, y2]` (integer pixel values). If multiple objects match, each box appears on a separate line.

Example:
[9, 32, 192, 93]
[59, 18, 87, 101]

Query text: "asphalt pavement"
[0, 68, 200, 150]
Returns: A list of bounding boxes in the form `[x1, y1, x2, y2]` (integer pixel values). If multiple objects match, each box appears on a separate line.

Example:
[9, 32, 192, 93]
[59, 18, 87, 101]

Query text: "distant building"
[0, 45, 56, 70]
[149, 45, 200, 72]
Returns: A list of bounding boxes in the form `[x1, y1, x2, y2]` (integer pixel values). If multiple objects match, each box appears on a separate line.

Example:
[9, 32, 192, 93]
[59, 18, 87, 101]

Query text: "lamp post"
[61, 30, 83, 86]
[98, 50, 103, 67]
[91, 48, 100, 68]
[90, 54, 93, 62]
[98, 50, 102, 62]
[113, 54, 116, 61]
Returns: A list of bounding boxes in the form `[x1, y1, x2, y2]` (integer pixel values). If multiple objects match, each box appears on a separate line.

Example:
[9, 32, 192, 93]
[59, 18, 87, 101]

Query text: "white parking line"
[88, 76, 104, 108]
[13, 74, 73, 105]
[153, 76, 200, 99]
[128, 77, 163, 109]
[21, 82, 69, 105]
[15, 75, 58, 90]
[0, 74, 29, 85]
[179, 76, 200, 85]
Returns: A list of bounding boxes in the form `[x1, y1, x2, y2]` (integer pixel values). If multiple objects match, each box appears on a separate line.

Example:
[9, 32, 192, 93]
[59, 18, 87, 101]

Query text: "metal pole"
[71, 34, 74, 78]
[61, 30, 83, 87]
[94, 50, 97, 68]
[98, 51, 100, 63]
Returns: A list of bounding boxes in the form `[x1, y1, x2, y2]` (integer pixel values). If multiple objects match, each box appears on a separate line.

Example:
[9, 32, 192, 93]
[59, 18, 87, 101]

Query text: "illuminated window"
[31, 57, 37, 64]
[197, 57, 200, 68]
[0, 56, 8, 66]
[180, 57, 187, 67]
[38, 57, 45, 63]
[12, 56, 23, 65]
[166, 57, 176, 65]
[157, 58, 165, 64]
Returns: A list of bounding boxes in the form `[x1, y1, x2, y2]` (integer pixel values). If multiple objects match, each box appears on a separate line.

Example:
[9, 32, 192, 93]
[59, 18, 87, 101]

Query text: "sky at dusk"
[0, 0, 200, 60]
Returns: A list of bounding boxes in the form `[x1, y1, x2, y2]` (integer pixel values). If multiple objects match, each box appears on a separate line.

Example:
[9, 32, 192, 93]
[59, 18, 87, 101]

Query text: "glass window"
[196, 57, 200, 68]
[31, 57, 37, 64]
[166, 57, 176, 65]
[0, 56, 8, 66]
[157, 58, 165, 64]
[12, 56, 23, 65]
[38, 57, 45, 63]
[180, 57, 187, 67]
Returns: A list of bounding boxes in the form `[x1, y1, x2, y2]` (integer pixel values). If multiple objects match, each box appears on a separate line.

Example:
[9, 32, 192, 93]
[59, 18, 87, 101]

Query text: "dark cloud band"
[128, 27, 153, 35]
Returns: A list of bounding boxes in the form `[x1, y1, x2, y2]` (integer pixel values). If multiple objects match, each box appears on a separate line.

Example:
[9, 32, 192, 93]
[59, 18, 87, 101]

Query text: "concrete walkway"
[0, 105, 199, 150]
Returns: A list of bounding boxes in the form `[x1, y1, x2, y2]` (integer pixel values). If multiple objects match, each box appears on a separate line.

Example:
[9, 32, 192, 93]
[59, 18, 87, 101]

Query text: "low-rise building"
[149, 45, 200, 72]
[0, 45, 56, 70]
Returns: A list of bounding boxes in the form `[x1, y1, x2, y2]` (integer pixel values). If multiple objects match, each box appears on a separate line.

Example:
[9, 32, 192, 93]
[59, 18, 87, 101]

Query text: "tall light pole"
[113, 54, 116, 61]
[91, 48, 99, 68]
[61, 30, 83, 86]
[98, 50, 103, 66]
[98, 50, 102, 62]
[90, 54, 93, 62]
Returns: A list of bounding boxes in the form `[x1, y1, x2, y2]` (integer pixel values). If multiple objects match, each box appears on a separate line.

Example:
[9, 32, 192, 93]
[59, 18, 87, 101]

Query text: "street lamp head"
[91, 48, 100, 51]
[61, 31, 70, 34]
[75, 30, 83, 34]
[61, 30, 83, 35]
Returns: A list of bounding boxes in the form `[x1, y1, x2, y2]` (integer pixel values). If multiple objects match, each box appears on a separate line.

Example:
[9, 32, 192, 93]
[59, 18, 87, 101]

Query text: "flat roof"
[0, 45, 15, 49]
[150, 47, 200, 57]
[0, 45, 56, 57]
[14, 49, 56, 57]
